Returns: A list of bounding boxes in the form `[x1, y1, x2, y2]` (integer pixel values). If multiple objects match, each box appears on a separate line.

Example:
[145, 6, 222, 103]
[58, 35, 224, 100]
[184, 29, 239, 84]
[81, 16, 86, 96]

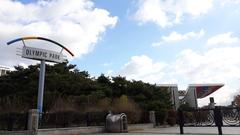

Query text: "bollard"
[28, 109, 39, 135]
[149, 111, 156, 127]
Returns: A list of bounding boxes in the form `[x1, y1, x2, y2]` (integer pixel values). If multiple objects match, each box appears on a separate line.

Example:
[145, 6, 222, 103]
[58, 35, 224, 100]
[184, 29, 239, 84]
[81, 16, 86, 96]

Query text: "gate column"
[28, 109, 39, 135]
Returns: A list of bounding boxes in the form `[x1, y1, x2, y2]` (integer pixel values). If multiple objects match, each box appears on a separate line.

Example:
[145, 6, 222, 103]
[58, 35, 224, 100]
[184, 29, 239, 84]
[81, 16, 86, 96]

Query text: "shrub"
[184, 112, 194, 123]
[49, 96, 76, 112]
[155, 109, 168, 125]
[167, 117, 176, 126]
[166, 109, 177, 126]
[96, 98, 111, 111]
[0, 96, 28, 113]
[112, 95, 142, 124]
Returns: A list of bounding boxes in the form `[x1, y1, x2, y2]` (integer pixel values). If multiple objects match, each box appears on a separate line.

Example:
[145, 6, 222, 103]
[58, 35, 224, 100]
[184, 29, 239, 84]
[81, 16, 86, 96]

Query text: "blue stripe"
[7, 38, 22, 45]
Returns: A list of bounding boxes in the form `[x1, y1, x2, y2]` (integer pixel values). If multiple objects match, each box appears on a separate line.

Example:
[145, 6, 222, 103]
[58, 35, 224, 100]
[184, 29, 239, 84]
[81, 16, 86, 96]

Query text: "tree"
[97, 74, 111, 85]
[0, 62, 172, 114]
[112, 76, 129, 97]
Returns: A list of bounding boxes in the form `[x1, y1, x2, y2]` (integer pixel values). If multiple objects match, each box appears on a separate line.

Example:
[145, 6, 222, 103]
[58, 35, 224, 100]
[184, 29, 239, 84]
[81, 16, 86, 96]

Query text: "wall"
[0, 124, 153, 135]
[38, 126, 104, 135]
[0, 130, 29, 135]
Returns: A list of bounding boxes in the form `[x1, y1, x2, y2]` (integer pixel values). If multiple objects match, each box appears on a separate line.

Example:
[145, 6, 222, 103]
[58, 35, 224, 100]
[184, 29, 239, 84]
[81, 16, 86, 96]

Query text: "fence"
[178, 106, 240, 135]
[0, 110, 152, 131]
[39, 111, 107, 129]
[39, 111, 151, 128]
[0, 112, 28, 131]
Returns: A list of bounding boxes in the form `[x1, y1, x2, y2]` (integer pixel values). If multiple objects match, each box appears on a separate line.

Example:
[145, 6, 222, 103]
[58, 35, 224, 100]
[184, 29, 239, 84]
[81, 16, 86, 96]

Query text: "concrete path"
[94, 126, 240, 135]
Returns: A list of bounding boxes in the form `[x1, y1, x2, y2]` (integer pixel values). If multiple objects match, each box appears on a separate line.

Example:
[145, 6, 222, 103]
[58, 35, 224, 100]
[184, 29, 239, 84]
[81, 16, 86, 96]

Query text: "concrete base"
[0, 126, 103, 135]
[38, 126, 104, 135]
[0, 124, 154, 135]
[128, 124, 153, 131]
[0, 130, 30, 135]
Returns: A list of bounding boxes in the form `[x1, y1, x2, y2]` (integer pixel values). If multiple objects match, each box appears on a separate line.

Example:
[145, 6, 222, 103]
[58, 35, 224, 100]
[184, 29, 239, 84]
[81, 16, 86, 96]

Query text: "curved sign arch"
[7, 36, 74, 57]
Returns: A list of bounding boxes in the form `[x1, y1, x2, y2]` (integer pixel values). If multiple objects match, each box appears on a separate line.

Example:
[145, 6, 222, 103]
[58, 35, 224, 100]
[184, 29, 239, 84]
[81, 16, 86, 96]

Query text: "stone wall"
[0, 130, 29, 135]
[38, 126, 104, 135]
[0, 124, 154, 135]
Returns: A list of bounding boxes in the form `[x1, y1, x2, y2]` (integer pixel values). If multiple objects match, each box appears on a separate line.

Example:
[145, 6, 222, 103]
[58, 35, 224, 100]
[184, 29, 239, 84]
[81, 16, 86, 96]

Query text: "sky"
[1, 0, 240, 106]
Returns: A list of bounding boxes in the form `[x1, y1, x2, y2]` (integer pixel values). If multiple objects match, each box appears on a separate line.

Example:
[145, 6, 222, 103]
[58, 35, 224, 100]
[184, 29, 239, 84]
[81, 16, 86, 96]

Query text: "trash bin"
[106, 112, 128, 133]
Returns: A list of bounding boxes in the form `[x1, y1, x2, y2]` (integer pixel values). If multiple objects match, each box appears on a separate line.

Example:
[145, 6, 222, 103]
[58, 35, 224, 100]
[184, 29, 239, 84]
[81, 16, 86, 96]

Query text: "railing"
[0, 112, 28, 131]
[221, 107, 240, 126]
[39, 111, 108, 129]
[180, 108, 215, 127]
[178, 106, 240, 135]
[0, 110, 151, 131]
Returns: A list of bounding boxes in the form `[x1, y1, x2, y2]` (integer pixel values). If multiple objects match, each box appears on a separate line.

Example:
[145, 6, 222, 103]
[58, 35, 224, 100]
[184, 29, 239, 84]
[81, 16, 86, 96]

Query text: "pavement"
[93, 126, 240, 135]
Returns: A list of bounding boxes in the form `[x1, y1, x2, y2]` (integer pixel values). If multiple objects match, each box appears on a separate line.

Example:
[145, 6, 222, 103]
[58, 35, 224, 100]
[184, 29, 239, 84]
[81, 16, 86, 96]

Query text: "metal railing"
[178, 106, 240, 135]
[38, 111, 107, 129]
[0, 110, 151, 130]
[0, 112, 28, 131]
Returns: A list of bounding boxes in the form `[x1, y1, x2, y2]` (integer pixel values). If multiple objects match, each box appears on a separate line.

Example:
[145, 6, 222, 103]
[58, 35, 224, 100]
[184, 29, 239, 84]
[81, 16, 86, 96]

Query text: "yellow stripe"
[22, 36, 38, 40]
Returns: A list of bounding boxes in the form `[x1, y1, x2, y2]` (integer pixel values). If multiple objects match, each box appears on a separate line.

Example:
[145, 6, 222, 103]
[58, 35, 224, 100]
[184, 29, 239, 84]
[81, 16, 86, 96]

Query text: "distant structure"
[158, 84, 224, 109]
[0, 66, 11, 76]
[158, 84, 179, 110]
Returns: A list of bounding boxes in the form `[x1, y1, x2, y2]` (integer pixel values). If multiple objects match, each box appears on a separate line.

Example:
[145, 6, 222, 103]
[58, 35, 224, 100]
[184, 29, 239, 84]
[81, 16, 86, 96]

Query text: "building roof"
[0, 65, 10, 70]
[187, 83, 224, 99]
[157, 84, 178, 87]
[156, 83, 224, 99]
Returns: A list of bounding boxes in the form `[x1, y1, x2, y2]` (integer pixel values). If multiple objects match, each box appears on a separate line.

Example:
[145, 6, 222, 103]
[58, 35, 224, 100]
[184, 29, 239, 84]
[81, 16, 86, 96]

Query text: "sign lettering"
[22, 46, 65, 63]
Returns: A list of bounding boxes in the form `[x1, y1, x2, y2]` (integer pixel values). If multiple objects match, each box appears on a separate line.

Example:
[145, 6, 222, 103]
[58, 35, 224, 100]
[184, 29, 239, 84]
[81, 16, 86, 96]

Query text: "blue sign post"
[37, 60, 46, 116]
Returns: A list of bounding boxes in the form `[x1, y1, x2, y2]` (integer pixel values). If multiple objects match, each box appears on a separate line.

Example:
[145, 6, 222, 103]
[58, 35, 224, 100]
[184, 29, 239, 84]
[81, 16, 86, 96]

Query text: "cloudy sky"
[1, 0, 240, 106]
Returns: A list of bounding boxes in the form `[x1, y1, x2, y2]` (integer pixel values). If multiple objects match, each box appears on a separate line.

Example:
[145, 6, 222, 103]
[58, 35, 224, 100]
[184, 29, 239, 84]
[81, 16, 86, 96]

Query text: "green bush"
[112, 95, 142, 124]
[155, 109, 168, 125]
[184, 112, 194, 123]
[167, 109, 177, 126]
[167, 117, 176, 126]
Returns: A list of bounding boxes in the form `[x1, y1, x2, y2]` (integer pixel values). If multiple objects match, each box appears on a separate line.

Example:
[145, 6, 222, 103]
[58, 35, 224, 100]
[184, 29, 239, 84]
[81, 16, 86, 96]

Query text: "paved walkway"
[94, 126, 240, 135]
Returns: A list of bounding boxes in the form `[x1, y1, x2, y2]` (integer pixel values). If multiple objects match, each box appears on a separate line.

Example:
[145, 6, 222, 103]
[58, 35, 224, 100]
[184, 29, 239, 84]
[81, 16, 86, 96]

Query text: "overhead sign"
[22, 46, 65, 63]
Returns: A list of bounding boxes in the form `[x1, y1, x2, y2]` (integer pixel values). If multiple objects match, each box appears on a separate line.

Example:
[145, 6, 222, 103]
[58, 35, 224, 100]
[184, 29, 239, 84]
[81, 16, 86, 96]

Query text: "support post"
[37, 60, 46, 116]
[217, 126, 223, 135]
[149, 111, 156, 127]
[214, 106, 223, 135]
[178, 110, 184, 134]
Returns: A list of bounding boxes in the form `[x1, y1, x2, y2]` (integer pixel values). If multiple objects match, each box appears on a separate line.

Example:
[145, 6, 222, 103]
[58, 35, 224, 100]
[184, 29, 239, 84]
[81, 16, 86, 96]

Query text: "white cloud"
[206, 32, 239, 46]
[134, 0, 170, 28]
[152, 29, 205, 47]
[106, 70, 114, 76]
[103, 62, 112, 67]
[221, 0, 240, 5]
[134, 0, 213, 28]
[117, 47, 240, 106]
[0, 0, 117, 67]
[119, 55, 166, 82]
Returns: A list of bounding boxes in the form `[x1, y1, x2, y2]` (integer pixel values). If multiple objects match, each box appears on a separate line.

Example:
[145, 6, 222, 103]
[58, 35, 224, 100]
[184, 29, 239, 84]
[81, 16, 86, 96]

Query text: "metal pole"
[214, 106, 223, 135]
[178, 110, 184, 134]
[37, 60, 46, 115]
[217, 126, 223, 135]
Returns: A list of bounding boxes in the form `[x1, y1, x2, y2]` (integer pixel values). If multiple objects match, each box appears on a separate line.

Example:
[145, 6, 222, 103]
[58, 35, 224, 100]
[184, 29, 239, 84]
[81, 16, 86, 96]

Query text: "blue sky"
[1, 0, 240, 106]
